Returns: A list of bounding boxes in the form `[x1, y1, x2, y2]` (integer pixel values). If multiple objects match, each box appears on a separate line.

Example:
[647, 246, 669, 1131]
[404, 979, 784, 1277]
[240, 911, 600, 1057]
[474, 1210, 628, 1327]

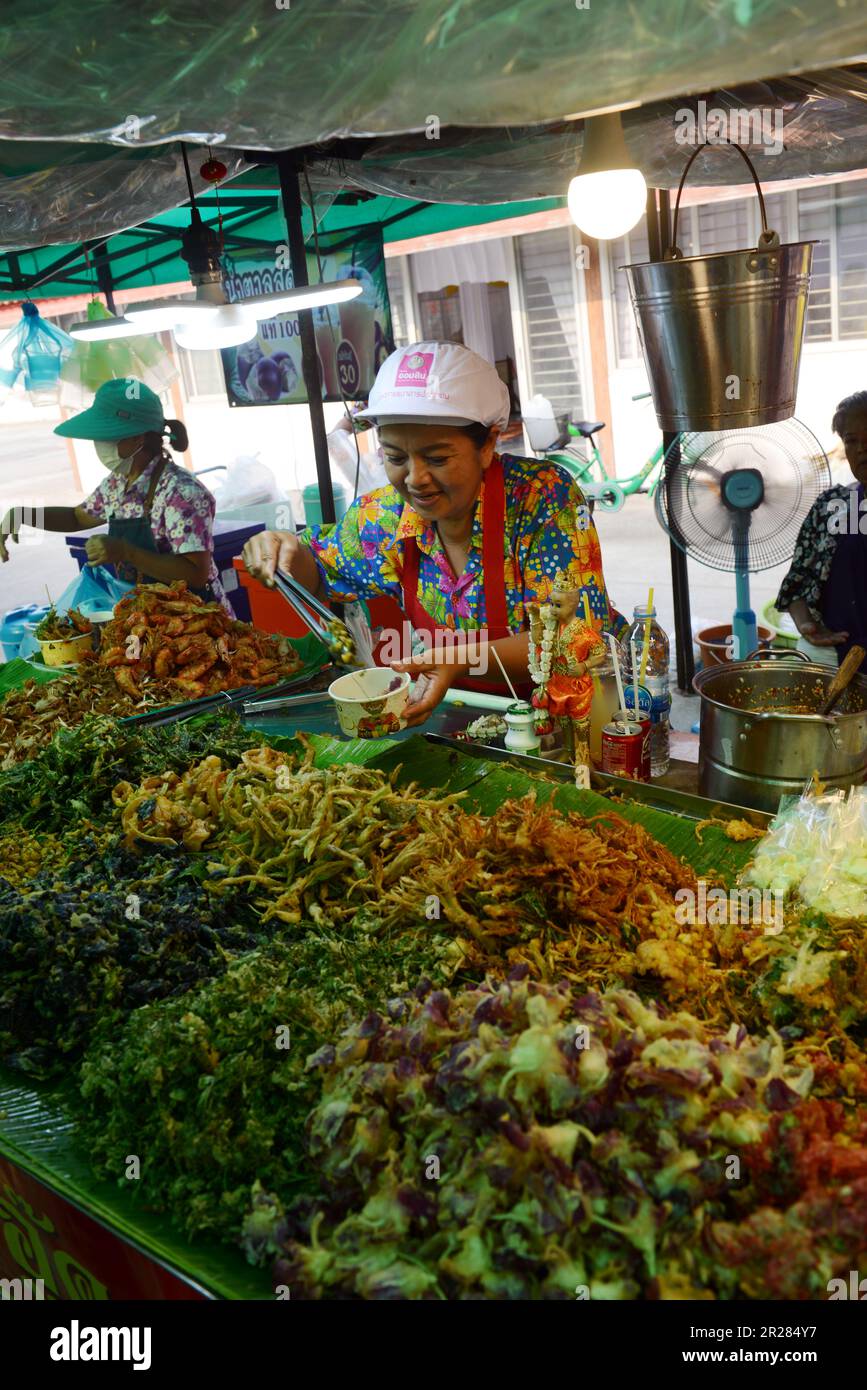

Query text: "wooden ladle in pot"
[818, 645, 866, 716]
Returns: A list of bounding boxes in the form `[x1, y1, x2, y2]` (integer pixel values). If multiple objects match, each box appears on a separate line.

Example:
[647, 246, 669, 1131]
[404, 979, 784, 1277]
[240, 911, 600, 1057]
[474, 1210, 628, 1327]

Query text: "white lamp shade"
[567, 168, 647, 240]
[69, 315, 144, 341]
[173, 306, 258, 351]
[126, 299, 219, 330]
[243, 278, 362, 320]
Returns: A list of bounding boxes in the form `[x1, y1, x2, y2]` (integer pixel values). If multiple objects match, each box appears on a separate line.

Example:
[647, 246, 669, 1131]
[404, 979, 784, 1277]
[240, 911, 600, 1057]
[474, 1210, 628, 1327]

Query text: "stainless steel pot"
[693, 649, 867, 813]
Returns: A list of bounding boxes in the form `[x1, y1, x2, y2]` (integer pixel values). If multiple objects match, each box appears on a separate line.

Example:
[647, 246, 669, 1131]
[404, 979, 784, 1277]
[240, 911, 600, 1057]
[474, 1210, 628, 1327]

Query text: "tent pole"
[652, 187, 695, 693]
[275, 155, 335, 525]
[89, 240, 117, 316]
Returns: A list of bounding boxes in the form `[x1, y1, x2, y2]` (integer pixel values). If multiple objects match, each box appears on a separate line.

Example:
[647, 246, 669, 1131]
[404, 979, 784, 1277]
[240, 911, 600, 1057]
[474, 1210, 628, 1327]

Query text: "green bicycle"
[526, 393, 669, 512]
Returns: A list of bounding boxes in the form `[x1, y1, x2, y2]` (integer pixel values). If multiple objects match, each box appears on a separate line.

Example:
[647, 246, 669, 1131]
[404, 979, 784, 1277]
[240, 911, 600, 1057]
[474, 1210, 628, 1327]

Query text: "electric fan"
[655, 420, 832, 660]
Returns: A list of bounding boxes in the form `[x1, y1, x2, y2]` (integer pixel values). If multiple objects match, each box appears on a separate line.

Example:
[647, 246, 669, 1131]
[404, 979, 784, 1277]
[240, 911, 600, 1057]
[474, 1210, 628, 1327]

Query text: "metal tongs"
[273, 569, 357, 665]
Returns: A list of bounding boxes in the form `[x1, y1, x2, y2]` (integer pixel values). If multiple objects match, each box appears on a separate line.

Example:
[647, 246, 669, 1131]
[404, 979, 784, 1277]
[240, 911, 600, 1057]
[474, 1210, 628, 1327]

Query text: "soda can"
[601, 713, 651, 781]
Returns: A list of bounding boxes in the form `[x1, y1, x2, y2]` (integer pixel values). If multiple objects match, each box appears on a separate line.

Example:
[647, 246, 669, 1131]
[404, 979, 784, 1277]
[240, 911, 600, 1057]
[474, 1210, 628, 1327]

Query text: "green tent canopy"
[0, 175, 565, 304]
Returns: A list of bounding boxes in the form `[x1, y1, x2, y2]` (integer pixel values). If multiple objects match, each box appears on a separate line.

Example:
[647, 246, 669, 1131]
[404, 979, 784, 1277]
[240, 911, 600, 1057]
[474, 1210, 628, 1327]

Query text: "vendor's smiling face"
[379, 423, 495, 524]
[840, 406, 867, 487]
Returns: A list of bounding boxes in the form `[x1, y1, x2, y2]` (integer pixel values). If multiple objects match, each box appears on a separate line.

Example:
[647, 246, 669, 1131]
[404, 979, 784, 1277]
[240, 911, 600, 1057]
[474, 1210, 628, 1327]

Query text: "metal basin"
[693, 651, 867, 813]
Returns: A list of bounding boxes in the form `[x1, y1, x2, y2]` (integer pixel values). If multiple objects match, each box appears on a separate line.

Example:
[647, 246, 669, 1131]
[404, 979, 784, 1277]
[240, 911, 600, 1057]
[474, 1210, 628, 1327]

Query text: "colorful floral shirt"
[300, 453, 626, 634]
[776, 483, 857, 621]
[84, 452, 228, 608]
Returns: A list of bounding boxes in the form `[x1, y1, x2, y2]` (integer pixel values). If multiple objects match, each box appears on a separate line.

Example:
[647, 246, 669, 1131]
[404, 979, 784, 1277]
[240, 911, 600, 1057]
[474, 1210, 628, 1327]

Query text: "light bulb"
[243, 279, 362, 319]
[567, 111, 647, 241]
[174, 305, 257, 351]
[69, 316, 143, 341]
[567, 168, 647, 239]
[126, 299, 218, 330]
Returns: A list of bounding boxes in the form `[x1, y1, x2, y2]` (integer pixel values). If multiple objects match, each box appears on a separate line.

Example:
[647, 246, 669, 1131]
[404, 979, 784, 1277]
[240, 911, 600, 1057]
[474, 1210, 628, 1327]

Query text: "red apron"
[376, 457, 530, 697]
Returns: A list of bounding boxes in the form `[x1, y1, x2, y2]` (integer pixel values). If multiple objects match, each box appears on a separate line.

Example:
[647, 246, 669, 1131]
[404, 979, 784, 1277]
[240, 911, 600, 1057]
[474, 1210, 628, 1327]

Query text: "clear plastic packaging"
[743, 787, 867, 919]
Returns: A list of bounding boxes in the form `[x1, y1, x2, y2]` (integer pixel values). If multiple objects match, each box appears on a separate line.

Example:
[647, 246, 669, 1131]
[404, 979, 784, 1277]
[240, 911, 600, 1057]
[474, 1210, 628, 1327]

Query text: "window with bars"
[612, 223, 648, 366]
[612, 181, 867, 359]
[797, 187, 833, 341]
[835, 183, 867, 339]
[385, 259, 410, 346]
[516, 227, 584, 417]
[179, 346, 226, 397]
[417, 287, 462, 343]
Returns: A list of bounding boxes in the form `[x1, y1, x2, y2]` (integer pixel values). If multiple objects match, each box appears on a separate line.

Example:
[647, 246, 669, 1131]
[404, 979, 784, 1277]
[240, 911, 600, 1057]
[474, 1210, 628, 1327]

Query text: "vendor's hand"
[85, 535, 124, 567]
[242, 530, 298, 588]
[391, 654, 467, 728]
[798, 619, 849, 647]
[0, 510, 18, 563]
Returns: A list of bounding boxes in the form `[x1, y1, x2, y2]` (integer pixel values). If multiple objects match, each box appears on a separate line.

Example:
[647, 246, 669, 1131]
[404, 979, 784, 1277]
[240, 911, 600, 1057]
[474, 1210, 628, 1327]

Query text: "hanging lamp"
[73, 147, 361, 351]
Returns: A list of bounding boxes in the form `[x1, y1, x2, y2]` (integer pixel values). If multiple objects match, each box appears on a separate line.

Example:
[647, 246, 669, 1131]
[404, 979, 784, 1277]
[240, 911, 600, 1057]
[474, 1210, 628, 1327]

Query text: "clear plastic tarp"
[3, 1, 865, 148]
[1, 0, 867, 248]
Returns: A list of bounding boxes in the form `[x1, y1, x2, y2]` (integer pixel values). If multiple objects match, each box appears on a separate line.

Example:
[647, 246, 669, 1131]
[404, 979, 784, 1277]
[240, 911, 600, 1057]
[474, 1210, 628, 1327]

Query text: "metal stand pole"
[88, 240, 117, 316]
[652, 188, 695, 693]
[275, 155, 335, 525]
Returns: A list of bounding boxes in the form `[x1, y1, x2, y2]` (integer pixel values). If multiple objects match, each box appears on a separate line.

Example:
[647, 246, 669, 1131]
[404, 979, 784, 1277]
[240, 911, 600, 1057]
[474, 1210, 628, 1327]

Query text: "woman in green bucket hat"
[0, 377, 228, 608]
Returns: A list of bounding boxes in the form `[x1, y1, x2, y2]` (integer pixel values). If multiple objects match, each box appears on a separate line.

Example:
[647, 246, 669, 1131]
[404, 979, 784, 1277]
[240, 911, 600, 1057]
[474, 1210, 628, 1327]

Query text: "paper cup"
[39, 631, 93, 666]
[328, 666, 411, 738]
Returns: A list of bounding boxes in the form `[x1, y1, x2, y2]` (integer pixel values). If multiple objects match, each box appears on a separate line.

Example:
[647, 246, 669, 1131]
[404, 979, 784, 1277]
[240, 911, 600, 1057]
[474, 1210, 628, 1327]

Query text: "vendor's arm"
[83, 532, 210, 588]
[394, 631, 530, 728]
[241, 529, 326, 598]
[243, 490, 401, 606]
[0, 504, 100, 561]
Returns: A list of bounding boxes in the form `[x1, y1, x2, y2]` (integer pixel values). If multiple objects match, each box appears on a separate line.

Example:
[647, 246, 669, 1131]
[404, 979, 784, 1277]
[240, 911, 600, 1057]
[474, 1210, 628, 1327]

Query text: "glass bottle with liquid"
[624, 605, 671, 776]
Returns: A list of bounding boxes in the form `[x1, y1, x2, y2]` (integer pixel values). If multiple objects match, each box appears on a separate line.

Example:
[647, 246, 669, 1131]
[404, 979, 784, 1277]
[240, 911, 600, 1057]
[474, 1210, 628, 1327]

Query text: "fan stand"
[724, 469, 764, 661]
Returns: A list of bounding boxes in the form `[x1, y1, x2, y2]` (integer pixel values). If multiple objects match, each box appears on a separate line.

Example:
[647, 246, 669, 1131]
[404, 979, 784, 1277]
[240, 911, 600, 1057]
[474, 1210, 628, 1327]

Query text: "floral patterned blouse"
[300, 453, 626, 635]
[84, 452, 228, 608]
[776, 482, 858, 621]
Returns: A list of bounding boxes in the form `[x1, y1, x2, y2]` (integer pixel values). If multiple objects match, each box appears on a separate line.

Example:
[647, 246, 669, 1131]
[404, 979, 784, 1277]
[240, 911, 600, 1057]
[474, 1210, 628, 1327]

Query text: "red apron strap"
[385, 457, 529, 696]
[479, 457, 509, 640]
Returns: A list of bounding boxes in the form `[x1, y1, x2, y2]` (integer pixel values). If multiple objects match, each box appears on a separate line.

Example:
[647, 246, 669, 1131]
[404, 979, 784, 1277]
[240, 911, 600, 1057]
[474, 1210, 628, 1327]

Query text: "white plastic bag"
[209, 455, 286, 510]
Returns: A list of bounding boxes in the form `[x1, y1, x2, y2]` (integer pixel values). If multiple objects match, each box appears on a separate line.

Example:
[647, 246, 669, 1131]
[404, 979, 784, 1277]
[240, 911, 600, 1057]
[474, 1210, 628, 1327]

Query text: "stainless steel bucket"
[623, 144, 813, 432]
[693, 650, 867, 814]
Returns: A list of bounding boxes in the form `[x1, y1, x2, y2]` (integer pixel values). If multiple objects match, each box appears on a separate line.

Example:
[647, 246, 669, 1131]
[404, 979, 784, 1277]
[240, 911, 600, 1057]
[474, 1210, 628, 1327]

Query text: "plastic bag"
[744, 787, 867, 920]
[0, 303, 73, 406]
[17, 564, 132, 658]
[59, 300, 179, 408]
[208, 455, 286, 510]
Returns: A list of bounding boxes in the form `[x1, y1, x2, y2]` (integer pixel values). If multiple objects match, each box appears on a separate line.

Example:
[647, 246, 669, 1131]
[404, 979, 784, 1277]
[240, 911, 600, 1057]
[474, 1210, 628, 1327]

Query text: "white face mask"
[94, 439, 133, 475]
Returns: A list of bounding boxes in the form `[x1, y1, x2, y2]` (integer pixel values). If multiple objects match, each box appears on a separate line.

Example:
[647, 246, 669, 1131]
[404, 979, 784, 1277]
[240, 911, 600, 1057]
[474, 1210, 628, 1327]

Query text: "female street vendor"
[0, 377, 228, 608]
[243, 341, 624, 725]
[777, 390, 867, 671]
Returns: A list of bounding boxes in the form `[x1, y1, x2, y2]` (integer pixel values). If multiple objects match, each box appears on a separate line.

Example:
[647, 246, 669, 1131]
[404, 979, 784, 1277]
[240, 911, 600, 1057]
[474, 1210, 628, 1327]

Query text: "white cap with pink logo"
[355, 341, 510, 432]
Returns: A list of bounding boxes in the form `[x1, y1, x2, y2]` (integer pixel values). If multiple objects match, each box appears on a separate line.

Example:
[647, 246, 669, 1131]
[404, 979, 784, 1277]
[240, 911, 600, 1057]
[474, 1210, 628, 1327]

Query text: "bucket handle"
[667, 142, 779, 260]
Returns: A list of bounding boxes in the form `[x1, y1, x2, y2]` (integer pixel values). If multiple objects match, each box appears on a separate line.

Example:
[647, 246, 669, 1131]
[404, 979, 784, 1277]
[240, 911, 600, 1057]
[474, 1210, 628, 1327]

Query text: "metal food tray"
[423, 734, 773, 828]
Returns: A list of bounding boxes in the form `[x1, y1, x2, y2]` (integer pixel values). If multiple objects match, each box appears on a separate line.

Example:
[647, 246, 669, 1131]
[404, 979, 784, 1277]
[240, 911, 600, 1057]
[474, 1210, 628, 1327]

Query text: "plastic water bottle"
[625, 604, 671, 776]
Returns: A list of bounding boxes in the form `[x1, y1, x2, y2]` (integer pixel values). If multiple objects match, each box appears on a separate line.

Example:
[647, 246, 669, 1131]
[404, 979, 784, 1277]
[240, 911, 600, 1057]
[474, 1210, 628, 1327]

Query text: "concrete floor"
[0, 426, 794, 734]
